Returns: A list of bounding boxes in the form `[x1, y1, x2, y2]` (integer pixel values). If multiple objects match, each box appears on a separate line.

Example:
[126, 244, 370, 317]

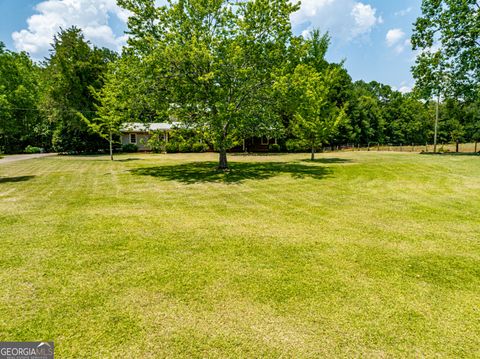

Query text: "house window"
[130, 133, 137, 144]
[261, 136, 269, 145]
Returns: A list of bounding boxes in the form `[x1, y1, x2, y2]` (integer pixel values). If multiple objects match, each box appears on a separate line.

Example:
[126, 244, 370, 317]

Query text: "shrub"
[286, 139, 309, 153]
[147, 136, 166, 153]
[24, 145, 43, 154]
[165, 142, 179, 153]
[122, 143, 138, 153]
[269, 143, 281, 152]
[178, 142, 191, 153]
[191, 142, 209, 153]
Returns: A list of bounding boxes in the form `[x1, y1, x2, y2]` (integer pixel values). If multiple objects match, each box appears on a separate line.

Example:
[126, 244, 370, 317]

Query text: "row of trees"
[0, 0, 478, 168]
[0, 29, 116, 154]
[412, 0, 480, 152]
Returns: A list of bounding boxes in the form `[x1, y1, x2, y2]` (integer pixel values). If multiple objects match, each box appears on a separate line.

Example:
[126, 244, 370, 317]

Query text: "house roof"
[120, 122, 180, 132]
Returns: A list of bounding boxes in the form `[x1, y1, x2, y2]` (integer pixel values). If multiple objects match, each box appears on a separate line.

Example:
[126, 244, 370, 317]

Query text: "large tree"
[41, 27, 117, 153]
[412, 0, 480, 152]
[281, 64, 346, 160]
[0, 43, 45, 153]
[412, 0, 479, 99]
[118, 0, 299, 169]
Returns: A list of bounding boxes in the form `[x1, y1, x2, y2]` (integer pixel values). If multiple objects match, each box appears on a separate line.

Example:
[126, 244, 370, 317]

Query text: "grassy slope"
[0, 152, 479, 357]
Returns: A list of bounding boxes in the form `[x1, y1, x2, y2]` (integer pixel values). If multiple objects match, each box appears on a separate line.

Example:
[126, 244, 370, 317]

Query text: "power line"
[0, 107, 96, 113]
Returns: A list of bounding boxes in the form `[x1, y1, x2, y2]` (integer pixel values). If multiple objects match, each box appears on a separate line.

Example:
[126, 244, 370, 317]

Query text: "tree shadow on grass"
[129, 161, 331, 184]
[0, 175, 35, 184]
[229, 153, 288, 157]
[301, 158, 353, 164]
[114, 158, 142, 162]
[420, 152, 479, 157]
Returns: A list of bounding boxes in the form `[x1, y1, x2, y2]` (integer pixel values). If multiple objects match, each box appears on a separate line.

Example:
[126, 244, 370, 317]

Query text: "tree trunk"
[456, 141, 459, 153]
[109, 131, 113, 161]
[218, 149, 228, 170]
[475, 141, 478, 153]
[311, 145, 315, 161]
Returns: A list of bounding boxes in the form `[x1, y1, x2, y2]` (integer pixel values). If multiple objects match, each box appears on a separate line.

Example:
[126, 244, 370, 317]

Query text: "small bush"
[24, 145, 43, 154]
[191, 142, 209, 153]
[269, 143, 281, 152]
[165, 142, 179, 153]
[147, 136, 166, 153]
[286, 139, 309, 153]
[178, 142, 191, 153]
[122, 144, 138, 153]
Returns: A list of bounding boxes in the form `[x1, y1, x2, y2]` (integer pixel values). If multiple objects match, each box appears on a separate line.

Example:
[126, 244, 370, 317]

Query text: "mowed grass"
[0, 152, 479, 357]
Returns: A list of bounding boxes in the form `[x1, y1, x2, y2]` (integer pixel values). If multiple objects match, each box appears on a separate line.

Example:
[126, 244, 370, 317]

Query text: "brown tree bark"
[217, 124, 229, 170]
[218, 150, 228, 170]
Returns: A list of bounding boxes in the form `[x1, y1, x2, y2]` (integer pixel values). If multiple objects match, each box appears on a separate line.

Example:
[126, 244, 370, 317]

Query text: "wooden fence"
[327, 142, 479, 154]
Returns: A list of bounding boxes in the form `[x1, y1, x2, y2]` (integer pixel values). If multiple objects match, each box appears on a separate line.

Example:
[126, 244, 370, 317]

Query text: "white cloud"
[394, 81, 413, 94]
[292, 0, 382, 41]
[351, 3, 379, 36]
[395, 7, 412, 17]
[386, 28, 405, 47]
[15, 0, 384, 58]
[386, 28, 412, 54]
[12, 0, 131, 59]
[399, 85, 412, 94]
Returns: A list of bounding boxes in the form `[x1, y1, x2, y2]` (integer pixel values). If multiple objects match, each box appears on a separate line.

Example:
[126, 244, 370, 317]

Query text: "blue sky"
[0, 0, 421, 92]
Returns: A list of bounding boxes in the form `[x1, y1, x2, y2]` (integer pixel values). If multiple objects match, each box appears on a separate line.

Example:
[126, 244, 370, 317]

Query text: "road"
[0, 153, 56, 164]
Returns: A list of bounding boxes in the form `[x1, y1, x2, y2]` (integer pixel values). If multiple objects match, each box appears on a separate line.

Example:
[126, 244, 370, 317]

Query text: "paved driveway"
[0, 153, 56, 164]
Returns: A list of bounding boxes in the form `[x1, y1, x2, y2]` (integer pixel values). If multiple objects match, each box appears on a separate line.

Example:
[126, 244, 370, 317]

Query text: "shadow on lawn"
[0, 175, 35, 184]
[301, 157, 353, 164]
[129, 161, 331, 184]
[114, 158, 142, 162]
[420, 152, 479, 157]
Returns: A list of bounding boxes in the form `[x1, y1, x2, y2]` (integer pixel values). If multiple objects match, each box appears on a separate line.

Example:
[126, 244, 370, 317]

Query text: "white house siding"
[121, 133, 152, 151]
[120, 123, 174, 151]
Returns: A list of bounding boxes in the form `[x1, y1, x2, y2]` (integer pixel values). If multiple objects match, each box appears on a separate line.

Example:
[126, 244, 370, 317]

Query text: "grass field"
[1, 152, 479, 357]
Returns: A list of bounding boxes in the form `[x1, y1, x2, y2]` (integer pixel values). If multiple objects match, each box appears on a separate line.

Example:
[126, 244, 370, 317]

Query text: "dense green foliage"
[24, 145, 43, 154]
[0, 43, 46, 153]
[412, 0, 479, 100]
[0, 1, 478, 156]
[411, 0, 479, 152]
[121, 143, 139, 152]
[147, 128, 209, 154]
[118, 0, 299, 168]
[41, 28, 117, 153]
[274, 31, 346, 160]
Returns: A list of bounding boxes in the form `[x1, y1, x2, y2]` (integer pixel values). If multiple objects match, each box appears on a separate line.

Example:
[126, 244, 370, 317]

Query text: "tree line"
[0, 0, 478, 168]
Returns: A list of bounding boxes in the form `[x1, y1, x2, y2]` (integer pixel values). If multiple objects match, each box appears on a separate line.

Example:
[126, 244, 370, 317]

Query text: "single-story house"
[241, 136, 278, 152]
[120, 122, 278, 152]
[120, 122, 177, 151]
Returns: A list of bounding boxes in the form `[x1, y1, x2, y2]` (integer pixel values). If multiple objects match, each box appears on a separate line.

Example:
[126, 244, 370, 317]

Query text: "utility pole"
[433, 94, 440, 153]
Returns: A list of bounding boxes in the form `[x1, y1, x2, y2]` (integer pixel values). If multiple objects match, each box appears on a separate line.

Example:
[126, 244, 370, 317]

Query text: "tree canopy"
[412, 0, 480, 100]
[0, 1, 478, 157]
[118, 0, 300, 168]
[41, 27, 117, 153]
[0, 42, 43, 153]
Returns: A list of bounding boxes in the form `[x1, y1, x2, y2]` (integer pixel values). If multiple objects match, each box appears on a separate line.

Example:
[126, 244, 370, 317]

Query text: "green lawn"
[1, 152, 479, 357]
